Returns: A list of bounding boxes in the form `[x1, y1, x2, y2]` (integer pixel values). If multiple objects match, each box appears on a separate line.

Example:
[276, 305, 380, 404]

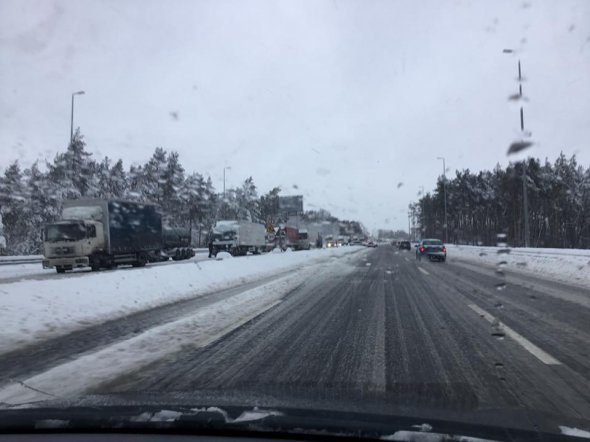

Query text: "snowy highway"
[0, 245, 589, 433]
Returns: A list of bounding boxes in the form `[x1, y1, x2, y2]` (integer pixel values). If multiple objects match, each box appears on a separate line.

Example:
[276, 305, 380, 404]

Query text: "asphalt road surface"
[2, 245, 589, 433]
[87, 245, 590, 431]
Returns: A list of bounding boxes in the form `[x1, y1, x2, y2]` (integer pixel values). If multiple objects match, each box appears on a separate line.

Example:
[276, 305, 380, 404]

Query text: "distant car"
[367, 241, 378, 248]
[416, 238, 446, 262]
[398, 240, 411, 250]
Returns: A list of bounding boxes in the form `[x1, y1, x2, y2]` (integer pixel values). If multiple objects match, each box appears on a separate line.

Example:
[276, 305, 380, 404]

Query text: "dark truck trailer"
[42, 199, 192, 273]
[161, 227, 195, 261]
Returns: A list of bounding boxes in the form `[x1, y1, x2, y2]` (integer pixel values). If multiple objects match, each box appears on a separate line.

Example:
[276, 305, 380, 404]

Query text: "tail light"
[419, 246, 425, 253]
[442, 246, 446, 252]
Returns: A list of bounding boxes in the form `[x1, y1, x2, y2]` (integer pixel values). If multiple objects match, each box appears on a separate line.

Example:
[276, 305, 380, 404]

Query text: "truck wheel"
[56, 266, 66, 274]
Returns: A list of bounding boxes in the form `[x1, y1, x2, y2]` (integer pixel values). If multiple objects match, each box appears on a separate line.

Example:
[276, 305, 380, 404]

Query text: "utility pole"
[504, 50, 530, 247]
[408, 206, 412, 241]
[70, 91, 85, 145]
[437, 157, 448, 243]
[517, 60, 530, 248]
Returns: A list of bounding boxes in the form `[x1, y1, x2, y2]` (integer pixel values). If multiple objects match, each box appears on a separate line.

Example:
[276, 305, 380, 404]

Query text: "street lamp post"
[70, 91, 85, 145]
[503, 49, 530, 247]
[223, 166, 231, 199]
[437, 157, 448, 243]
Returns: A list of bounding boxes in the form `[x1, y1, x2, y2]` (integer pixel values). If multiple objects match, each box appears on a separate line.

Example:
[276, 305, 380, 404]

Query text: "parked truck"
[161, 227, 194, 261]
[211, 220, 266, 256]
[42, 199, 194, 273]
[297, 229, 311, 250]
[275, 225, 311, 251]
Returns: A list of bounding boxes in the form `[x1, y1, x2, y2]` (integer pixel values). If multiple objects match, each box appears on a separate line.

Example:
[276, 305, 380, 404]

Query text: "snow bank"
[447, 244, 590, 287]
[0, 246, 366, 355]
[0, 263, 54, 281]
[0, 271, 306, 404]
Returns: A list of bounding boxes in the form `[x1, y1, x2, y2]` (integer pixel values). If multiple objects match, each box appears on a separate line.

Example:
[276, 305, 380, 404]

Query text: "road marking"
[467, 304, 561, 365]
[418, 267, 430, 276]
[404, 257, 409, 262]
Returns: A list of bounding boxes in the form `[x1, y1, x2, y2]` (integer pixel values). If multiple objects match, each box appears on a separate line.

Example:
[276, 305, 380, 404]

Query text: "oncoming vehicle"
[416, 238, 447, 262]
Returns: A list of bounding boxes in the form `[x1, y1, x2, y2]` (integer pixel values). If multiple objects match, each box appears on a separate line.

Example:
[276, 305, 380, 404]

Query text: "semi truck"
[276, 225, 310, 251]
[161, 227, 194, 261]
[211, 220, 266, 256]
[42, 199, 194, 273]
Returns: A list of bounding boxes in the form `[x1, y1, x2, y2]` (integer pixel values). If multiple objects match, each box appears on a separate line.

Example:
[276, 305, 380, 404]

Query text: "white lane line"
[418, 267, 430, 276]
[404, 257, 409, 262]
[468, 303, 561, 365]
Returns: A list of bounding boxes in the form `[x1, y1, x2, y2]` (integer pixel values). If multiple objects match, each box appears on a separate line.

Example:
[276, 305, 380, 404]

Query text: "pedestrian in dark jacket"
[208, 238, 214, 258]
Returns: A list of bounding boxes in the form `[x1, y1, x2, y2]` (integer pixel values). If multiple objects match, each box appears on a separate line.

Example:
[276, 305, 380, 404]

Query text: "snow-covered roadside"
[0, 251, 210, 283]
[0, 246, 366, 355]
[0, 263, 54, 280]
[0, 251, 359, 405]
[447, 244, 590, 288]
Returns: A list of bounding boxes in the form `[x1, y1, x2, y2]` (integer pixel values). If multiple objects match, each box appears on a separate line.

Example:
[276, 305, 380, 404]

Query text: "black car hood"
[0, 389, 586, 441]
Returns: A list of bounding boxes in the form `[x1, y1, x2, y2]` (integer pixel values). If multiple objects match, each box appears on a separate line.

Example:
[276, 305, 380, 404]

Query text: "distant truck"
[297, 229, 311, 250]
[211, 220, 266, 256]
[277, 225, 299, 251]
[42, 199, 194, 273]
[275, 225, 311, 251]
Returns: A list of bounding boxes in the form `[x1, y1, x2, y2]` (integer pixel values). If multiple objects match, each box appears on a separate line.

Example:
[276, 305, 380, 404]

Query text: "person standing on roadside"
[208, 234, 214, 258]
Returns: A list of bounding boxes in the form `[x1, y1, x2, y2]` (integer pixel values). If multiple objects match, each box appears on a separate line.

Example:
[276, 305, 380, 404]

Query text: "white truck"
[42, 199, 193, 273]
[211, 220, 266, 256]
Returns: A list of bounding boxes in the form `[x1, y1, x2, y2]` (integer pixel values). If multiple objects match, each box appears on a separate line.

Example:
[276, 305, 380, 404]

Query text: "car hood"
[0, 389, 585, 441]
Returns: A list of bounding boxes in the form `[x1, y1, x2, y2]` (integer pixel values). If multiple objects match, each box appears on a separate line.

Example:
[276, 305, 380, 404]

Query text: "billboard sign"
[278, 195, 303, 215]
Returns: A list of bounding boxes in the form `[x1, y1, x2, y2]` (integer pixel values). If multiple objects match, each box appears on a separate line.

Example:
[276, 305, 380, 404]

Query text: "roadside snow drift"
[0, 246, 366, 356]
[447, 244, 590, 288]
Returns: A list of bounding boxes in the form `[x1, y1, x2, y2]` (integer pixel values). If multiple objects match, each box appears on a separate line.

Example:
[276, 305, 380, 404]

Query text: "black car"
[398, 240, 411, 250]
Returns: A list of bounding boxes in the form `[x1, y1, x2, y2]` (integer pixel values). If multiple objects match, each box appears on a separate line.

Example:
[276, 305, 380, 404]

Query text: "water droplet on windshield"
[495, 282, 507, 291]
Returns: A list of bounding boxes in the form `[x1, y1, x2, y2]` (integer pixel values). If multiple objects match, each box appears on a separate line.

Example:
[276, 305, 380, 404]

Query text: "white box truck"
[211, 220, 266, 256]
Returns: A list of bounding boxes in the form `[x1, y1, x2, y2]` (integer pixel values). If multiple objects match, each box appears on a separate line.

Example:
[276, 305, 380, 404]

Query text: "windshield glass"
[1, 0, 589, 439]
[45, 223, 86, 242]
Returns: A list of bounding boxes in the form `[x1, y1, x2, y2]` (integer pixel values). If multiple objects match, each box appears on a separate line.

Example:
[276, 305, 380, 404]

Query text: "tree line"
[0, 131, 361, 255]
[412, 154, 590, 248]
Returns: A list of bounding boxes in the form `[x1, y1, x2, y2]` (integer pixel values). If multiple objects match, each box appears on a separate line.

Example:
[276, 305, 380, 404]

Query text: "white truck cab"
[43, 220, 105, 272]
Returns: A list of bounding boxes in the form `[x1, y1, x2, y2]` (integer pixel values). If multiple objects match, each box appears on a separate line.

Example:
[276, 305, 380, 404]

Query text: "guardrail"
[0, 250, 209, 266]
[0, 256, 43, 266]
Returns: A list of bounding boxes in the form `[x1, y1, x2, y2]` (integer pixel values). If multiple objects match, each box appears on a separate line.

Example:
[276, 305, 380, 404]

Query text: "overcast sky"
[1, 0, 589, 232]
